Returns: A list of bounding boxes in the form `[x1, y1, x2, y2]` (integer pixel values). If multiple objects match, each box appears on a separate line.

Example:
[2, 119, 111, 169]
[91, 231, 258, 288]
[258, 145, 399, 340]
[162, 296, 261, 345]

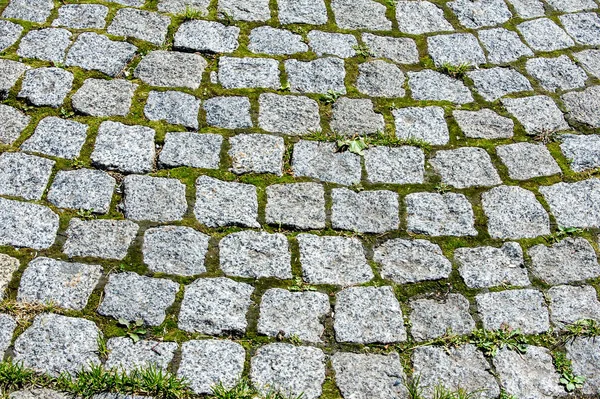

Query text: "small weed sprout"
[548, 225, 583, 243]
[319, 89, 343, 104]
[60, 107, 74, 118]
[438, 63, 471, 79]
[565, 319, 600, 339]
[533, 128, 560, 144]
[352, 44, 374, 58]
[288, 334, 302, 345]
[386, 0, 398, 7]
[218, 10, 233, 25]
[288, 277, 316, 292]
[336, 137, 368, 156]
[96, 336, 110, 361]
[470, 326, 527, 357]
[118, 318, 147, 343]
[553, 351, 585, 392]
[499, 391, 517, 399]
[76, 208, 96, 220]
[211, 378, 255, 399]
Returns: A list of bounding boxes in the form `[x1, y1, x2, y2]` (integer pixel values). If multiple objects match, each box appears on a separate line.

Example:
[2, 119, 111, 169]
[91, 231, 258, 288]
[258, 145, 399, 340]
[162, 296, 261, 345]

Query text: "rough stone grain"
[135, 51, 207, 89]
[364, 145, 424, 184]
[65, 32, 137, 77]
[476, 289, 550, 333]
[427, 33, 486, 66]
[574, 49, 600, 79]
[105, 338, 177, 374]
[204, 96, 252, 129]
[478, 27, 533, 64]
[72, 79, 137, 117]
[307, 31, 357, 58]
[539, 179, 600, 228]
[502, 95, 569, 134]
[107, 8, 170, 46]
[143, 226, 209, 276]
[0, 59, 28, 99]
[218, 0, 271, 21]
[17, 28, 71, 63]
[409, 294, 476, 341]
[331, 188, 399, 234]
[0, 254, 20, 300]
[2, 0, 54, 22]
[63, 218, 138, 260]
[330, 98, 384, 136]
[405, 192, 477, 236]
[159, 132, 222, 169]
[0, 314, 16, 357]
[248, 26, 307, 55]
[548, 285, 600, 328]
[265, 183, 325, 229]
[408, 70, 473, 104]
[356, 60, 405, 98]
[526, 56, 588, 92]
[21, 117, 87, 160]
[174, 20, 239, 53]
[560, 133, 600, 172]
[468, 67, 532, 102]
[561, 12, 600, 46]
[0, 152, 54, 201]
[430, 147, 501, 189]
[52, 4, 108, 29]
[144, 90, 200, 129]
[448, 0, 512, 28]
[496, 142, 561, 180]
[453, 109, 514, 139]
[517, 18, 574, 51]
[286, 57, 346, 94]
[331, 0, 391, 31]
[47, 169, 115, 213]
[218, 57, 280, 89]
[122, 175, 187, 223]
[18, 67, 73, 108]
[396, 1, 453, 34]
[561, 86, 600, 128]
[292, 140, 361, 186]
[392, 106, 449, 145]
[567, 337, 600, 395]
[258, 93, 321, 135]
[0, 198, 58, 250]
[0, 20, 23, 52]
[0, 105, 30, 145]
[228, 134, 284, 175]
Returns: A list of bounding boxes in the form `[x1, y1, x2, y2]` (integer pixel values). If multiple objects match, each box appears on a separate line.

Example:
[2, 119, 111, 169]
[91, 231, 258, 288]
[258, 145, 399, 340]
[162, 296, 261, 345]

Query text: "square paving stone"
[219, 231, 291, 279]
[362, 33, 419, 65]
[408, 70, 473, 104]
[63, 218, 138, 260]
[430, 147, 501, 189]
[0, 198, 58, 250]
[251, 343, 325, 399]
[0, 105, 30, 144]
[0, 314, 16, 357]
[135, 51, 207, 89]
[448, 0, 512, 28]
[18, 68, 73, 108]
[0, 254, 20, 300]
[105, 338, 177, 374]
[478, 28, 533, 65]
[285, 57, 346, 94]
[355, 60, 405, 98]
[364, 145, 424, 185]
[298, 234, 373, 286]
[406, 192, 477, 237]
[455, 242, 530, 288]
[292, 140, 361, 186]
[334, 286, 406, 344]
[331, 188, 399, 234]
[493, 346, 564, 399]
[427, 33, 486, 66]
[482, 185, 550, 239]
[21, 117, 87, 160]
[194, 176, 259, 228]
[0, 152, 54, 201]
[258, 93, 321, 135]
[178, 277, 254, 335]
[91, 121, 155, 174]
[158, 0, 209, 13]
[17, 257, 102, 310]
[218, 57, 280, 89]
[374, 238, 452, 284]
[277, 0, 328, 24]
[52, 4, 108, 29]
[567, 337, 600, 395]
[396, 1, 454, 34]
[159, 132, 222, 169]
[11, 390, 72, 399]
[526, 55, 588, 92]
[0, 20, 23, 52]
[17, 28, 71, 63]
[548, 285, 600, 328]
[539, 179, 600, 228]
[47, 169, 114, 214]
[13, 314, 100, 376]
[2, 0, 54, 22]
[331, 0, 391, 30]
[506, 0, 545, 18]
[392, 106, 449, 145]
[258, 288, 330, 343]
[228, 134, 284, 175]
[547, 0, 597, 11]
[218, 0, 271, 21]
[559, 133, 600, 172]
[248, 26, 307, 55]
[528, 237, 600, 284]
[178, 340, 245, 394]
[468, 67, 532, 102]
[307, 30, 357, 58]
[65, 32, 137, 77]
[330, 98, 384, 136]
[502, 95, 569, 134]
[496, 142, 561, 180]
[561, 86, 600, 128]
[143, 226, 209, 276]
[476, 289, 550, 333]
[107, 9, 170, 46]
[122, 175, 187, 223]
[453, 109, 514, 139]
[413, 345, 499, 398]
[72, 79, 137, 117]
[0, 59, 28, 99]
[98, 272, 179, 326]
[560, 13, 600, 46]
[265, 183, 325, 230]
[517, 18, 574, 52]
[174, 20, 240, 53]
[409, 294, 475, 341]
[144, 90, 199, 129]
[204, 96, 252, 129]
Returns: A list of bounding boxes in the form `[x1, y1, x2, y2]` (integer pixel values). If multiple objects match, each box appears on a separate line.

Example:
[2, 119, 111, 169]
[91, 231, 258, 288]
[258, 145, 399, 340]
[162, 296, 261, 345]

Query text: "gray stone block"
[17, 28, 71, 63]
[567, 337, 600, 395]
[249, 26, 307, 55]
[526, 55, 587, 92]
[144, 90, 200, 129]
[497, 142, 561, 180]
[0, 254, 20, 300]
[362, 33, 419, 64]
[159, 132, 222, 169]
[574, 50, 600, 78]
[47, 169, 114, 214]
[396, 1, 453, 34]
[52, 4, 108, 29]
[0, 152, 54, 201]
[105, 337, 177, 374]
[356, 60, 405, 98]
[143, 226, 209, 276]
[158, 0, 209, 13]
[72, 79, 137, 117]
[478, 27, 533, 65]
[122, 175, 187, 223]
[65, 32, 137, 77]
[218, 0, 271, 21]
[392, 106, 449, 145]
[331, 188, 399, 233]
[331, 0, 391, 30]
[468, 67, 532, 102]
[539, 179, 600, 228]
[559, 133, 600, 172]
[258, 93, 321, 135]
[107, 8, 170, 46]
[18, 67, 73, 108]
[219, 56, 280, 89]
[410, 294, 475, 341]
[330, 98, 384, 136]
[448, 0, 512, 28]
[2, 0, 53, 22]
[547, 0, 597, 11]
[0, 105, 30, 145]
[285, 57, 346, 94]
[502, 95, 569, 134]
[476, 289, 550, 333]
[364, 145, 424, 184]
[408, 69, 473, 104]
[63, 218, 139, 260]
[427, 33, 486, 66]
[204, 96, 252, 129]
[505, 0, 544, 18]
[548, 285, 600, 328]
[174, 20, 239, 53]
[292, 140, 361, 185]
[135, 51, 207, 89]
[277, 0, 328, 25]
[430, 147, 501, 189]
[406, 192, 477, 236]
[228, 134, 284, 175]
[0, 198, 58, 250]
[517, 18, 574, 51]
[0, 314, 16, 357]
[0, 59, 28, 99]
[21, 117, 87, 160]
[307, 31, 357, 58]
[453, 109, 514, 139]
[266, 183, 325, 229]
[561, 85, 600, 128]
[0, 20, 23, 52]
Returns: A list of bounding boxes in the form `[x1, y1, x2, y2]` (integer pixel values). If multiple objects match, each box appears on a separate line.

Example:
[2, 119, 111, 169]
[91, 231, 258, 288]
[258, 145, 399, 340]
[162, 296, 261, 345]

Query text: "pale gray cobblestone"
[258, 94, 321, 135]
[539, 179, 600, 228]
[122, 175, 187, 222]
[105, 338, 177, 374]
[17, 28, 71, 63]
[362, 33, 419, 65]
[277, 0, 328, 25]
[330, 98, 384, 136]
[0, 152, 54, 201]
[292, 140, 361, 186]
[502, 95, 569, 134]
[107, 8, 170, 46]
[468, 67, 532, 102]
[331, 188, 399, 234]
[135, 51, 207, 89]
[548, 285, 600, 328]
[248, 26, 308, 55]
[0, 198, 58, 250]
[517, 18, 574, 52]
[72, 79, 137, 117]
[285, 57, 346, 94]
[478, 28, 533, 65]
[143, 226, 209, 276]
[21, 117, 88, 160]
[496, 142, 561, 180]
[52, 4, 108, 29]
[506, 0, 544, 18]
[574, 49, 600, 79]
[65, 32, 137, 77]
[18, 67, 73, 108]
[0, 313, 16, 357]
[2, 0, 54, 23]
[409, 294, 476, 341]
[0, 20, 23, 53]
[561, 86, 600, 128]
[0, 59, 28, 100]
[364, 145, 425, 184]
[448, 0, 512, 29]
[204, 96, 252, 129]
[396, 1, 453, 34]
[0, 105, 30, 145]
[174, 20, 239, 53]
[560, 12, 600, 46]
[63, 218, 138, 260]
[144, 90, 200, 129]
[408, 70, 473, 104]
[526, 56, 588, 92]
[219, 57, 280, 89]
[307, 31, 357, 58]
[218, 0, 271, 21]
[559, 133, 600, 172]
[265, 183, 326, 230]
[228, 134, 284, 176]
[47, 169, 115, 213]
[427, 33, 486, 67]
[356, 60, 406, 98]
[430, 147, 501, 189]
[546, 0, 597, 12]
[476, 289, 550, 333]
[406, 192, 477, 237]
[0, 254, 19, 300]
[567, 337, 600, 395]
[392, 106, 449, 145]
[453, 109, 514, 139]
[331, 0, 391, 31]
[159, 132, 222, 169]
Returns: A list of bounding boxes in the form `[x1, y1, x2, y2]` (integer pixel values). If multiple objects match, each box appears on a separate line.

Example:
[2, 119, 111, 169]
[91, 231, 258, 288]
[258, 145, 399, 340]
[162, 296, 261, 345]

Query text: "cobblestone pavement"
[1, 0, 600, 397]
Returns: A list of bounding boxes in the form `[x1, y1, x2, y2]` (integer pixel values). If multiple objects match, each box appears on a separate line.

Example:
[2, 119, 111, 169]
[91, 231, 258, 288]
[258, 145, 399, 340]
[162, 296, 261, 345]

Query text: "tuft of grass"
[179, 6, 204, 20]
[438, 63, 471, 79]
[546, 226, 583, 243]
[0, 300, 59, 326]
[552, 351, 585, 392]
[404, 375, 425, 399]
[0, 361, 39, 391]
[469, 326, 528, 357]
[211, 379, 303, 399]
[287, 277, 316, 292]
[565, 319, 600, 339]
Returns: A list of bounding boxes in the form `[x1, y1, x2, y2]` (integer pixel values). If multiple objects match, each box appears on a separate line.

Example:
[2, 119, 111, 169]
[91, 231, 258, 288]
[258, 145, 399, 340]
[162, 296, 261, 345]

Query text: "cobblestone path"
[1, 0, 600, 397]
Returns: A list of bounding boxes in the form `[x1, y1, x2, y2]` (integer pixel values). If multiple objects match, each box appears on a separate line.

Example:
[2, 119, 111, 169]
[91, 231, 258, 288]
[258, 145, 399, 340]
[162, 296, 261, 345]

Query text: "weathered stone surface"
[409, 294, 476, 341]
[567, 337, 600, 395]
[218, 0, 271, 21]
[0, 59, 28, 99]
[430, 147, 501, 189]
[0, 152, 54, 201]
[92, 121, 155, 174]
[0, 314, 16, 356]
[406, 192, 477, 237]
[158, 0, 210, 14]
[219, 231, 291, 279]
[0, 105, 30, 145]
[122, 175, 187, 223]
[374, 238, 452, 284]
[0, 254, 19, 300]
[396, 1, 453, 34]
[476, 289, 550, 333]
[258, 288, 330, 342]
[143, 226, 209, 276]
[266, 183, 325, 229]
[455, 242, 530, 288]
[13, 313, 100, 376]
[428, 33, 485, 66]
[277, 0, 327, 24]
[108, 9, 170, 46]
[105, 338, 177, 373]
[561, 86, 600, 128]
[575, 49, 600, 78]
[364, 146, 424, 184]
[506, 0, 544, 18]
[468, 67, 532, 102]
[408, 70, 473, 104]
[249, 26, 307, 55]
[497, 142, 561, 180]
[560, 134, 600, 172]
[292, 140, 361, 186]
[547, 0, 597, 11]
[0, 198, 58, 250]
[258, 93, 321, 135]
[298, 234, 373, 286]
[413, 345, 500, 398]
[135, 51, 207, 89]
[17, 28, 71, 63]
[219, 57, 280, 89]
[63, 218, 138, 260]
[178, 277, 254, 334]
[194, 176, 259, 228]
[52, 4, 108, 29]
[159, 132, 222, 169]
[65, 32, 137, 77]
[331, 189, 399, 234]
[356, 60, 405, 98]
[332, 0, 391, 30]
[18, 257, 102, 310]
[548, 285, 600, 328]
[539, 179, 600, 228]
[0, 20, 23, 52]
[228, 134, 284, 175]
[18, 67, 73, 108]
[286, 57, 346, 94]
[98, 272, 179, 326]
[332, 352, 407, 399]
[47, 169, 114, 214]
[2, 0, 54, 22]
[502, 95, 569, 134]
[72, 79, 137, 117]
[251, 343, 325, 399]
[453, 109, 514, 139]
[448, 0, 512, 28]
[144, 90, 200, 129]
[204, 96, 252, 129]
[362, 33, 418, 65]
[335, 286, 406, 343]
[478, 27, 533, 64]
[330, 98, 384, 136]
[528, 237, 600, 284]
[307, 31, 357, 58]
[517, 18, 574, 51]
[178, 340, 245, 394]
[526, 56, 587, 92]
[392, 106, 449, 145]
[175, 20, 239, 53]
[21, 117, 87, 160]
